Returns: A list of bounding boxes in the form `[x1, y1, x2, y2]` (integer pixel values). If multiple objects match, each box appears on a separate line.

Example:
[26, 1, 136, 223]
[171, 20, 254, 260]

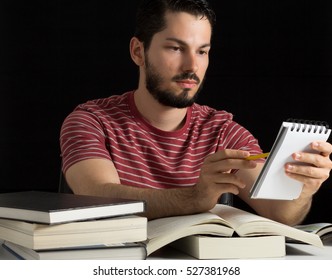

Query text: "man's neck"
[133, 89, 188, 132]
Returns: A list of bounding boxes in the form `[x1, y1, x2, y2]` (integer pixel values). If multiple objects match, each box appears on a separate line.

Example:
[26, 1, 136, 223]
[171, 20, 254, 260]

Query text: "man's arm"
[65, 158, 202, 220]
[65, 142, 332, 224]
[237, 167, 312, 226]
[64, 150, 257, 220]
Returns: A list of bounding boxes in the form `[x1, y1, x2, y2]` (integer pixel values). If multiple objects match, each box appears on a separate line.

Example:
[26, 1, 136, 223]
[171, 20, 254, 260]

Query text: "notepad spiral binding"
[286, 119, 329, 134]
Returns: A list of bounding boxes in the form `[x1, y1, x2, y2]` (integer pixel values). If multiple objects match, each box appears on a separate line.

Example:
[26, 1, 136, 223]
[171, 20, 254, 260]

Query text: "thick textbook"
[145, 204, 323, 256]
[293, 223, 332, 244]
[171, 235, 286, 259]
[2, 241, 147, 260]
[250, 120, 331, 200]
[0, 191, 146, 224]
[0, 215, 147, 250]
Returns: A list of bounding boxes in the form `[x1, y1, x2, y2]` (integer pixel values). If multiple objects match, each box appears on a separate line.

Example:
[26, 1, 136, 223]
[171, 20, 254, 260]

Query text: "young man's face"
[144, 11, 212, 108]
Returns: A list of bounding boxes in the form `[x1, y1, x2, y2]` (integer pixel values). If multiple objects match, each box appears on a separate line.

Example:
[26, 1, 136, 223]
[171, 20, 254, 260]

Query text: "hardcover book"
[0, 191, 146, 224]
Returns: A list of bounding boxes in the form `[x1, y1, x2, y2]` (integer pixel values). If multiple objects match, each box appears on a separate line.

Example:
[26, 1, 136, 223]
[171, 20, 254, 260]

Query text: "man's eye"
[199, 50, 208, 55]
[168, 46, 181, 52]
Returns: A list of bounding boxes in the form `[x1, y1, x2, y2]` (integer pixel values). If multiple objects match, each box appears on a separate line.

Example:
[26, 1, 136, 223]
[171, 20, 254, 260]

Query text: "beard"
[145, 57, 205, 109]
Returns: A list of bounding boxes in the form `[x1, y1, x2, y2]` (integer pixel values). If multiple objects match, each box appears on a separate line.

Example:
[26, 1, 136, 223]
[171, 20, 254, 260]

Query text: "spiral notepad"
[250, 120, 331, 200]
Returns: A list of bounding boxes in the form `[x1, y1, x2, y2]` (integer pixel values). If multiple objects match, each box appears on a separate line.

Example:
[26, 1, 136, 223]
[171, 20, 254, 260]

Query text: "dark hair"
[134, 0, 216, 50]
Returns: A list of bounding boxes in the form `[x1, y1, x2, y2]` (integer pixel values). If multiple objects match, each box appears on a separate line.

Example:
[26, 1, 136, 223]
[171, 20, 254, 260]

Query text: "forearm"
[65, 159, 220, 219]
[237, 166, 313, 225]
[71, 181, 203, 220]
[254, 195, 312, 226]
[272, 140, 332, 225]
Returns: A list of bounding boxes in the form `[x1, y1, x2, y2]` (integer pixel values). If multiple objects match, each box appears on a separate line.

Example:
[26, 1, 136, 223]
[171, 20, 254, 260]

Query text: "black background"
[1, 0, 332, 223]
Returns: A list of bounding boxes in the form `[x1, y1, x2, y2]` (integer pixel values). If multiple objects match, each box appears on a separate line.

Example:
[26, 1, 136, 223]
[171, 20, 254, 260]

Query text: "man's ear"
[129, 37, 145, 66]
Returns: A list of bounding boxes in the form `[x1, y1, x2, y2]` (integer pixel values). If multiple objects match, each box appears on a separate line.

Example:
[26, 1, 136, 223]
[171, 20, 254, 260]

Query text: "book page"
[147, 212, 232, 240]
[210, 204, 273, 229]
[295, 223, 332, 235]
[210, 204, 323, 247]
[146, 212, 234, 255]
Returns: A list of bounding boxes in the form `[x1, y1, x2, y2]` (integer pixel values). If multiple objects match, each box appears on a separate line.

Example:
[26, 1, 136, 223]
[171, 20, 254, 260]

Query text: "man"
[60, 0, 332, 224]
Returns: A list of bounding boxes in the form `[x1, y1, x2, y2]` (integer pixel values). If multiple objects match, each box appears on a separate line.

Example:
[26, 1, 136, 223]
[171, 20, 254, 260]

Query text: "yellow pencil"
[246, 152, 270, 160]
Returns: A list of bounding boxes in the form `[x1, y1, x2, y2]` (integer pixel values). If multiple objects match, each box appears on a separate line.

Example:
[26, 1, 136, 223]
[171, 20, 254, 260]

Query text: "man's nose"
[182, 52, 199, 73]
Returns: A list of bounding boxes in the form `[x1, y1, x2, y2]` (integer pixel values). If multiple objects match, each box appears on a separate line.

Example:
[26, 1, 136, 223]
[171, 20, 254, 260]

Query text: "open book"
[292, 223, 332, 244]
[146, 204, 323, 257]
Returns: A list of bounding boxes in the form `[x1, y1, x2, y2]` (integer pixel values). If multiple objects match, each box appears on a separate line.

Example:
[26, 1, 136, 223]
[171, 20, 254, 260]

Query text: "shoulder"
[77, 91, 131, 112]
[191, 103, 234, 126]
[61, 92, 134, 132]
[191, 103, 261, 149]
[65, 92, 132, 120]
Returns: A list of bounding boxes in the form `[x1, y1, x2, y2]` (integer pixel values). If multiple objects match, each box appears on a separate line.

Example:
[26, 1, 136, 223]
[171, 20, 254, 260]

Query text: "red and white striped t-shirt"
[60, 91, 263, 189]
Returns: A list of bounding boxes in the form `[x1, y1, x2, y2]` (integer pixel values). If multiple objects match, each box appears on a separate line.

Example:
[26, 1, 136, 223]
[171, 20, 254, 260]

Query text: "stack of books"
[0, 191, 147, 260]
[0, 191, 326, 260]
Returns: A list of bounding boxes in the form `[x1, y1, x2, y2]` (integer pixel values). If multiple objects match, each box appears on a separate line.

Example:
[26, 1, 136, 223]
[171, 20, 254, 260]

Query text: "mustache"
[172, 72, 200, 83]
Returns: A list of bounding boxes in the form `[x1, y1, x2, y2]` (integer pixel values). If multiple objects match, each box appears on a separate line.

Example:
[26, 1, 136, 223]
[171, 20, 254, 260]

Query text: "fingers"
[311, 141, 332, 158]
[213, 172, 247, 190]
[200, 149, 258, 193]
[286, 148, 331, 180]
[195, 149, 262, 211]
[312, 141, 332, 152]
[195, 173, 245, 208]
[203, 158, 257, 174]
[284, 141, 332, 195]
[285, 163, 330, 181]
[290, 142, 332, 170]
[198, 166, 249, 200]
[285, 166, 326, 196]
[208, 149, 250, 163]
[204, 150, 257, 173]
